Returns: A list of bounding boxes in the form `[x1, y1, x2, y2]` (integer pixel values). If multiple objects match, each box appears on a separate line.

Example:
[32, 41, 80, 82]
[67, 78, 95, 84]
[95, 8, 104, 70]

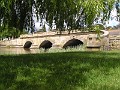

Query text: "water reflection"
[0, 48, 41, 55]
[0, 47, 101, 55]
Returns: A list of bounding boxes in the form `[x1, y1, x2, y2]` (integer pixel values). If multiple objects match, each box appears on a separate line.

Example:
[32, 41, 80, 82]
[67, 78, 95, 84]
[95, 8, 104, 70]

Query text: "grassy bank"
[0, 51, 120, 90]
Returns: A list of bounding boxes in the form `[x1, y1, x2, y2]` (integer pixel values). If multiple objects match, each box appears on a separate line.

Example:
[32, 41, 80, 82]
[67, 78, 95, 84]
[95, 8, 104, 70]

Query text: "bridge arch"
[24, 41, 32, 48]
[39, 40, 52, 49]
[63, 38, 83, 49]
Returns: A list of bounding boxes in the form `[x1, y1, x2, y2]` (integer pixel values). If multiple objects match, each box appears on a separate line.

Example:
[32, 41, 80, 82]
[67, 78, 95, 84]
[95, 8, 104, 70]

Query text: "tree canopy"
[0, 0, 119, 37]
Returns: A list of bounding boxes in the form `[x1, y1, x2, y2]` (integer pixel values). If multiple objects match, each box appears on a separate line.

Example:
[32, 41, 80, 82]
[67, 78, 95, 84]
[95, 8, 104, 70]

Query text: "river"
[0, 48, 42, 55]
[0, 47, 101, 55]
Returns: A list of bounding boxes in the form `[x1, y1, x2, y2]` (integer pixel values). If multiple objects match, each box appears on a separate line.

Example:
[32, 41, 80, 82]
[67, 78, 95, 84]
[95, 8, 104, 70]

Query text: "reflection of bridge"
[0, 30, 109, 49]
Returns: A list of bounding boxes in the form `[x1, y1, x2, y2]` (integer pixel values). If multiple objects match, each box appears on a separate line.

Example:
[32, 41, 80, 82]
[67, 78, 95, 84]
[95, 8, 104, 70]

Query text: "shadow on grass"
[0, 51, 120, 90]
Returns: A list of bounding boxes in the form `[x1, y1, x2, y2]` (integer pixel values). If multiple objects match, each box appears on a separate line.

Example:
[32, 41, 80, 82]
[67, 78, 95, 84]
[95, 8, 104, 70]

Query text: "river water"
[0, 47, 101, 55]
[0, 48, 42, 55]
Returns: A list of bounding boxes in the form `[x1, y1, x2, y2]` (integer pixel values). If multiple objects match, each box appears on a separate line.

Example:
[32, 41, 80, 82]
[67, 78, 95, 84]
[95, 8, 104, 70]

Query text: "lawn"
[0, 51, 120, 90]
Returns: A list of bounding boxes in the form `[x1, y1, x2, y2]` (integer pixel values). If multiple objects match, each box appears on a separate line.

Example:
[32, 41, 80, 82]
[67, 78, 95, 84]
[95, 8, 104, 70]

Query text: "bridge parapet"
[20, 31, 57, 38]
[20, 31, 95, 39]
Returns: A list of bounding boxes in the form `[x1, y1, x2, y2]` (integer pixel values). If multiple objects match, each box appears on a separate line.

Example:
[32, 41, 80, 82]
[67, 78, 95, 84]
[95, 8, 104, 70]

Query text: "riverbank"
[0, 51, 120, 90]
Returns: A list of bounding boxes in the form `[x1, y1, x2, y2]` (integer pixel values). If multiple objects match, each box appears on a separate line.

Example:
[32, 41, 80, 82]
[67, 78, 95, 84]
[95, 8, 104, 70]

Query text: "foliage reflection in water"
[0, 48, 40, 55]
[0, 45, 101, 55]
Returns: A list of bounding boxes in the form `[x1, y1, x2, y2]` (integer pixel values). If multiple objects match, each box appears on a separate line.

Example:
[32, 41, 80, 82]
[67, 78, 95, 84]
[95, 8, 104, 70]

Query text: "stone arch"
[24, 41, 32, 48]
[63, 38, 83, 49]
[39, 40, 52, 49]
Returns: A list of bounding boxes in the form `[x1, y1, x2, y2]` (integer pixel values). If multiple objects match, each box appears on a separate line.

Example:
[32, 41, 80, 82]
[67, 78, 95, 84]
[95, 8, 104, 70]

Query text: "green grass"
[0, 51, 120, 90]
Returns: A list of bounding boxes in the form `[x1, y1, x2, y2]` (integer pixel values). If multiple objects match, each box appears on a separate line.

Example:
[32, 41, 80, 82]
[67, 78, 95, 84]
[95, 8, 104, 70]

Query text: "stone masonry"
[0, 30, 109, 49]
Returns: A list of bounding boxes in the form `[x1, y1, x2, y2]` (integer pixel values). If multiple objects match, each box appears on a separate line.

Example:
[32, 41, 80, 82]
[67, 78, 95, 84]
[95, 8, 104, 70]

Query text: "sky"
[105, 7, 120, 27]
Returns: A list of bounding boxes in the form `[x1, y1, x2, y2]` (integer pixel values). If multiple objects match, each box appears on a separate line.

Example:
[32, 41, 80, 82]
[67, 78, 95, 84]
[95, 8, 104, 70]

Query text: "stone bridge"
[0, 30, 109, 49]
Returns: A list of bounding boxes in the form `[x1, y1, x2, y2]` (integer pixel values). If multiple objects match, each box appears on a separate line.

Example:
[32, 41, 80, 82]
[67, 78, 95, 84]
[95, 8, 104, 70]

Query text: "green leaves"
[0, 0, 116, 36]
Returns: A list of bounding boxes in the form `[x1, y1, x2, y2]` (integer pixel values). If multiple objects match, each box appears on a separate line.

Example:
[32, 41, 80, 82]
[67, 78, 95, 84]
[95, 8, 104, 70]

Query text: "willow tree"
[0, 0, 13, 27]
[0, 0, 117, 36]
[0, 0, 14, 38]
[35, 0, 115, 32]
[116, 0, 120, 21]
[0, 0, 35, 38]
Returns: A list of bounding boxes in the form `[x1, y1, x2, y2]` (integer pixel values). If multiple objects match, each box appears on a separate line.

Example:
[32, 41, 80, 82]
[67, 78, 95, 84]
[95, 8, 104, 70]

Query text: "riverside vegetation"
[0, 51, 120, 90]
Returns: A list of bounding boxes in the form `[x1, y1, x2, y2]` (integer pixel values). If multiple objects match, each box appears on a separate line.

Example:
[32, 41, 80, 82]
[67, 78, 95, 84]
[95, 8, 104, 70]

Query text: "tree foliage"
[0, 0, 117, 37]
[116, 0, 120, 21]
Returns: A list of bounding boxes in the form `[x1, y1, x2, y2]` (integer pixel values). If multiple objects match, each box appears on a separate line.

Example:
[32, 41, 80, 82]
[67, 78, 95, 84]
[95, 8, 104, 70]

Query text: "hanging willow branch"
[0, 0, 116, 35]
